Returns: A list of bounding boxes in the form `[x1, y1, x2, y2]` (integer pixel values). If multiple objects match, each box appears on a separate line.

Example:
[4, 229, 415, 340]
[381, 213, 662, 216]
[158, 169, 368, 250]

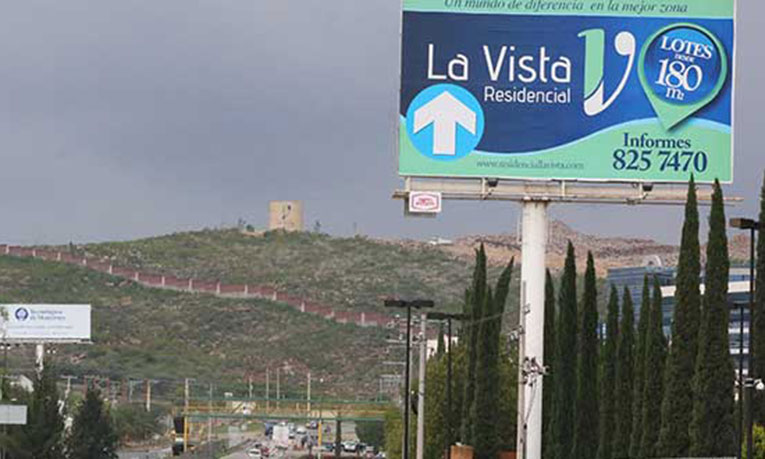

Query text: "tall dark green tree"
[471, 260, 513, 459]
[690, 180, 736, 456]
[574, 252, 599, 459]
[553, 242, 578, 459]
[597, 285, 619, 459]
[752, 172, 765, 424]
[3, 367, 64, 458]
[629, 277, 651, 459]
[658, 176, 702, 457]
[66, 389, 118, 459]
[612, 288, 634, 459]
[461, 245, 486, 444]
[543, 270, 556, 458]
[639, 277, 667, 458]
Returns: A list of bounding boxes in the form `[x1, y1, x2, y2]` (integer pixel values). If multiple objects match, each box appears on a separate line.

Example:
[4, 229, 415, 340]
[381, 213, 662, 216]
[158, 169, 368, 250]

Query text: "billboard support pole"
[519, 200, 548, 459]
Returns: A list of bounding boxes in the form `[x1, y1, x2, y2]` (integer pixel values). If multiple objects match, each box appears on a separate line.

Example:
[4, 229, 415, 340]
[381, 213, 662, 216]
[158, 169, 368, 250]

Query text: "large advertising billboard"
[399, 0, 735, 183]
[0, 304, 91, 342]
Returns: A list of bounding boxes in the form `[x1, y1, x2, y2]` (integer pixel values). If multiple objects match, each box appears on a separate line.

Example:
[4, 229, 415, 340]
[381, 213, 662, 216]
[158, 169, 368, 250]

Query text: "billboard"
[0, 304, 91, 342]
[399, 0, 735, 183]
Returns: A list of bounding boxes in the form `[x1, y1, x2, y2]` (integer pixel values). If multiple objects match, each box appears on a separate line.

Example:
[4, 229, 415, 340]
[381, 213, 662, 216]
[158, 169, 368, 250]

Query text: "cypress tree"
[639, 277, 667, 458]
[574, 252, 599, 459]
[461, 245, 487, 444]
[66, 389, 119, 459]
[658, 176, 701, 457]
[752, 172, 765, 424]
[543, 270, 556, 458]
[471, 288, 497, 459]
[690, 180, 736, 456]
[629, 277, 651, 459]
[471, 260, 513, 459]
[553, 242, 577, 459]
[612, 288, 634, 459]
[597, 285, 619, 459]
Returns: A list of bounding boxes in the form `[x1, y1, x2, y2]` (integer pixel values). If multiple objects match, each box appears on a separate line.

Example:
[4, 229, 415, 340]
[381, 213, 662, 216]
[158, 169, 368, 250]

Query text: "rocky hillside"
[441, 220, 752, 276]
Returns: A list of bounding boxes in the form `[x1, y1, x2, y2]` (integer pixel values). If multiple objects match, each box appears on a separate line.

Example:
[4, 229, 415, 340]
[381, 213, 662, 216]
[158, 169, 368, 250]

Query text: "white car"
[248, 448, 263, 459]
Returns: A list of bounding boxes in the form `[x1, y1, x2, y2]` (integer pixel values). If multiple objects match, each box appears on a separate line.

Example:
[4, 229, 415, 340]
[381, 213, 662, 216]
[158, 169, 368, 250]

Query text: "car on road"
[343, 441, 358, 453]
[306, 420, 319, 429]
[247, 448, 262, 459]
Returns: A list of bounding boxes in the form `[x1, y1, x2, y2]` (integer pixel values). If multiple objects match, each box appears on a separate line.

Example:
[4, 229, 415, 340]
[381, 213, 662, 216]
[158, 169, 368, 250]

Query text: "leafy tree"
[543, 270, 556, 458]
[639, 277, 667, 458]
[612, 288, 634, 459]
[597, 285, 619, 459]
[335, 418, 343, 459]
[384, 406, 404, 459]
[658, 176, 702, 456]
[66, 388, 118, 459]
[753, 173, 765, 424]
[553, 242, 578, 459]
[424, 351, 449, 459]
[574, 252, 599, 459]
[744, 424, 765, 459]
[690, 180, 736, 456]
[356, 421, 385, 449]
[629, 277, 651, 459]
[112, 404, 163, 444]
[2, 367, 64, 458]
[461, 246, 487, 444]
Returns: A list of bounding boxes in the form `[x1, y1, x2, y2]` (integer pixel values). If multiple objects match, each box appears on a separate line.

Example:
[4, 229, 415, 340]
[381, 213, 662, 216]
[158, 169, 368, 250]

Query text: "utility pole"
[307, 372, 312, 413]
[208, 383, 213, 457]
[145, 379, 152, 412]
[276, 368, 281, 403]
[184, 378, 191, 453]
[266, 368, 270, 412]
[416, 314, 426, 459]
[249, 376, 253, 400]
[426, 312, 467, 459]
[383, 299, 433, 459]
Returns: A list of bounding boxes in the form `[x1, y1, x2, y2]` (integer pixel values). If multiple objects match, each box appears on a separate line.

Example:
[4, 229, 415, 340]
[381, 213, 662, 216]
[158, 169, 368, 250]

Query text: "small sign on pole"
[0, 405, 27, 425]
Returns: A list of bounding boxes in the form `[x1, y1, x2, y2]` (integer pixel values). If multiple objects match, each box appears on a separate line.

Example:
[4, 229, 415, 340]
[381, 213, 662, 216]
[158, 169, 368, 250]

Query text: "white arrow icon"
[413, 91, 477, 156]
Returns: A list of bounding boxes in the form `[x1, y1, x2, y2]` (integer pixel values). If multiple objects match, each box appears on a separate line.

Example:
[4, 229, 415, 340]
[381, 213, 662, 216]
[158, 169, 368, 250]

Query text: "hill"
[0, 255, 388, 398]
[66, 230, 500, 313]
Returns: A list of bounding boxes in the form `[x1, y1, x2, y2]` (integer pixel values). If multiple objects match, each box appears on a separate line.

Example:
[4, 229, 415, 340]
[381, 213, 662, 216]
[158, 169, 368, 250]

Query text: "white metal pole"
[145, 379, 152, 412]
[307, 372, 312, 413]
[518, 200, 548, 459]
[416, 314, 426, 459]
[35, 343, 44, 375]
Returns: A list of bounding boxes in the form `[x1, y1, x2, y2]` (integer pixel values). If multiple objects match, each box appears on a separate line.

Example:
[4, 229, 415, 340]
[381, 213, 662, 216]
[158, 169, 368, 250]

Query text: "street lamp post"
[730, 217, 761, 459]
[426, 312, 467, 459]
[384, 299, 434, 459]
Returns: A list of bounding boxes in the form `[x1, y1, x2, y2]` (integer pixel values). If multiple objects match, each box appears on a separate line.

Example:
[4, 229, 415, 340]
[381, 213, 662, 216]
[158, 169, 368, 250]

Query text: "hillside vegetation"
[70, 230, 509, 313]
[0, 255, 388, 397]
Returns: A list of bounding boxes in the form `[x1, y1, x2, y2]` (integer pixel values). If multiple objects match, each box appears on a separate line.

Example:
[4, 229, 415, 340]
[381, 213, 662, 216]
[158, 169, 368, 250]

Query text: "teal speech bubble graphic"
[638, 23, 728, 130]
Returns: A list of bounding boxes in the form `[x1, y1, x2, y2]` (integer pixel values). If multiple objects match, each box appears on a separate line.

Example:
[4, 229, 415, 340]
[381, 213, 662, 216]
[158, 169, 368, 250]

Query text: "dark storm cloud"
[0, 0, 762, 245]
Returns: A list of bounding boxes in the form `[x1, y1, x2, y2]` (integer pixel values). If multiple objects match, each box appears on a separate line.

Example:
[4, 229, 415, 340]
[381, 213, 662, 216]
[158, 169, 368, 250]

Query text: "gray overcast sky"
[0, 0, 762, 245]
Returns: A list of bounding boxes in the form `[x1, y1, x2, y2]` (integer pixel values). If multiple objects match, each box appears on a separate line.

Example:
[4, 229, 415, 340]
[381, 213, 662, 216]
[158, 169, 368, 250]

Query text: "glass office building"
[608, 264, 753, 376]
